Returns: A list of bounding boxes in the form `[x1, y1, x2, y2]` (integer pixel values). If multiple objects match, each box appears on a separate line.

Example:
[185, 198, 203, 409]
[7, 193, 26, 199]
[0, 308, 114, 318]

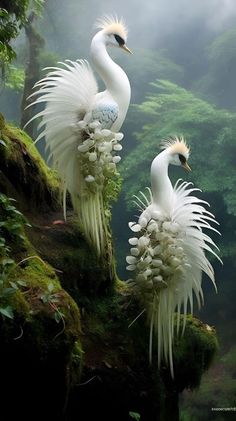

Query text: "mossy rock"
[0, 184, 82, 420]
[0, 115, 114, 292]
[0, 255, 82, 420]
[66, 287, 164, 421]
[65, 292, 218, 421]
[26, 213, 116, 298]
[173, 316, 218, 391]
[151, 315, 218, 421]
[0, 113, 59, 212]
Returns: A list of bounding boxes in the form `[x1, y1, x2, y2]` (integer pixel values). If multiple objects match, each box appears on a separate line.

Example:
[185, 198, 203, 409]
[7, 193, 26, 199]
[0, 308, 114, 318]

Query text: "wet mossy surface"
[0, 257, 82, 420]
[26, 212, 115, 298]
[0, 119, 82, 419]
[0, 113, 59, 212]
[158, 316, 218, 421]
[0, 118, 219, 420]
[173, 316, 218, 391]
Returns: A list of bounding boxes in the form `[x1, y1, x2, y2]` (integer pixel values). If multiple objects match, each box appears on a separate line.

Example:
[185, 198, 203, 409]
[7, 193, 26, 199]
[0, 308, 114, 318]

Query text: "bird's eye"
[114, 34, 125, 45]
[178, 154, 186, 164]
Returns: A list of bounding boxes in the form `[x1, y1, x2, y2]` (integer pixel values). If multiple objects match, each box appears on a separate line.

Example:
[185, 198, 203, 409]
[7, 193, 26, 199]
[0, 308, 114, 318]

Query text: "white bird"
[26, 15, 131, 257]
[126, 136, 222, 377]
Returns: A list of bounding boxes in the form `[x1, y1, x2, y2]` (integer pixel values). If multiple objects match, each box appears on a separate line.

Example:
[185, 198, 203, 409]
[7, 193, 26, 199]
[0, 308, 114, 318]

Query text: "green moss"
[173, 315, 218, 391]
[0, 255, 81, 349]
[26, 216, 116, 298]
[0, 113, 5, 130]
[115, 278, 130, 294]
[0, 184, 82, 376]
[2, 122, 56, 184]
[3, 254, 79, 330]
[10, 287, 30, 316]
[19, 255, 59, 287]
[0, 116, 59, 211]
[103, 171, 122, 211]
[70, 339, 84, 384]
[0, 255, 83, 403]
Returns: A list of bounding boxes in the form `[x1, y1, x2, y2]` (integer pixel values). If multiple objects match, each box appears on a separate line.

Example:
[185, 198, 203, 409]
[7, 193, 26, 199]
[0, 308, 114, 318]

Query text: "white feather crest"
[94, 15, 128, 40]
[160, 135, 190, 157]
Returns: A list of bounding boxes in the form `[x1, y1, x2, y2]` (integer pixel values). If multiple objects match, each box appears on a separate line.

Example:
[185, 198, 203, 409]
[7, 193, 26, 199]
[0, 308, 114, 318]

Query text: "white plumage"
[26, 16, 131, 257]
[127, 136, 221, 377]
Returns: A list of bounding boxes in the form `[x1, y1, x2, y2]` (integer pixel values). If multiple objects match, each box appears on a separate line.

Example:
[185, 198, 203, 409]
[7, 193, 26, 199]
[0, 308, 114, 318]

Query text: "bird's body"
[27, 16, 131, 257]
[127, 137, 221, 377]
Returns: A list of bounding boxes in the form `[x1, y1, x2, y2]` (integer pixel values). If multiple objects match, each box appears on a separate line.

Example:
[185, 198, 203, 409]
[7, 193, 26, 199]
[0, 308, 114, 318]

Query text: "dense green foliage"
[0, 1, 44, 70]
[194, 28, 236, 109]
[122, 80, 236, 216]
[0, 193, 29, 318]
[118, 49, 184, 104]
[4, 64, 25, 90]
[0, 1, 29, 67]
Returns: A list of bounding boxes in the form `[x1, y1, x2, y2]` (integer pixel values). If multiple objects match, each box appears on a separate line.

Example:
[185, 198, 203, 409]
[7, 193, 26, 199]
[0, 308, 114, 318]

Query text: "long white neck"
[90, 31, 131, 130]
[151, 150, 174, 214]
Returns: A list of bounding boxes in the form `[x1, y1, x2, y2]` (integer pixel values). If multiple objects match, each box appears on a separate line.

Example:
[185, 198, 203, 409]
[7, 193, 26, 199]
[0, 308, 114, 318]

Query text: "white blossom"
[113, 144, 122, 151]
[128, 237, 139, 246]
[113, 156, 121, 164]
[89, 152, 97, 162]
[78, 144, 89, 153]
[115, 133, 124, 141]
[85, 175, 95, 183]
[126, 255, 138, 265]
[128, 222, 141, 232]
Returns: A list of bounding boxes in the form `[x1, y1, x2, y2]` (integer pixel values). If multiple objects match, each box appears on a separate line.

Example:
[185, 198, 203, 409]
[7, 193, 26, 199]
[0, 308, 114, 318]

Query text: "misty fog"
[43, 0, 236, 50]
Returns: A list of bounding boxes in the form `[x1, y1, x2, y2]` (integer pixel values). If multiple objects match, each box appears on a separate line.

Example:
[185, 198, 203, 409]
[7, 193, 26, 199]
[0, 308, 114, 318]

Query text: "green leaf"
[41, 294, 49, 304]
[129, 412, 141, 421]
[11, 209, 23, 216]
[9, 281, 18, 289]
[47, 282, 54, 293]
[54, 310, 64, 323]
[0, 237, 6, 246]
[50, 296, 59, 304]
[0, 306, 14, 319]
[16, 280, 27, 287]
[1, 287, 16, 296]
[0, 9, 8, 19]
[1, 258, 15, 267]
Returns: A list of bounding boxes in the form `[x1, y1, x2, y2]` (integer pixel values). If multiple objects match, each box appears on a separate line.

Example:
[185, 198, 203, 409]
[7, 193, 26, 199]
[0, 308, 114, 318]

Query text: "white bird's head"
[161, 136, 191, 171]
[94, 15, 132, 54]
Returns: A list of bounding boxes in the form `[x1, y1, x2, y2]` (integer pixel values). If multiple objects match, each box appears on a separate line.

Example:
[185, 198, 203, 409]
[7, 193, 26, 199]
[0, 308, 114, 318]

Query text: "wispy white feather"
[127, 137, 221, 377]
[26, 15, 131, 256]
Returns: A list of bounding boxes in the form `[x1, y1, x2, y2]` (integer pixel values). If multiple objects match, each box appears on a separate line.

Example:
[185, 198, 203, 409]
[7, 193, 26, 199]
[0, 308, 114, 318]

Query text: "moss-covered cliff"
[0, 115, 218, 421]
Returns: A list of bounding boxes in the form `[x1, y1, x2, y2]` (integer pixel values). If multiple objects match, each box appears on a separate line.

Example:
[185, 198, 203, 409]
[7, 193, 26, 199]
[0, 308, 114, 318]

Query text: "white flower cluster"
[76, 120, 123, 193]
[126, 214, 188, 300]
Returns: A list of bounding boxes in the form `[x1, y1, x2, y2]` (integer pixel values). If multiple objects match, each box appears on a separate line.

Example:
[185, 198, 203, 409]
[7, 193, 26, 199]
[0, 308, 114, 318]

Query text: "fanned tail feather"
[72, 190, 107, 256]
[25, 59, 124, 256]
[149, 290, 175, 378]
[127, 178, 221, 377]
